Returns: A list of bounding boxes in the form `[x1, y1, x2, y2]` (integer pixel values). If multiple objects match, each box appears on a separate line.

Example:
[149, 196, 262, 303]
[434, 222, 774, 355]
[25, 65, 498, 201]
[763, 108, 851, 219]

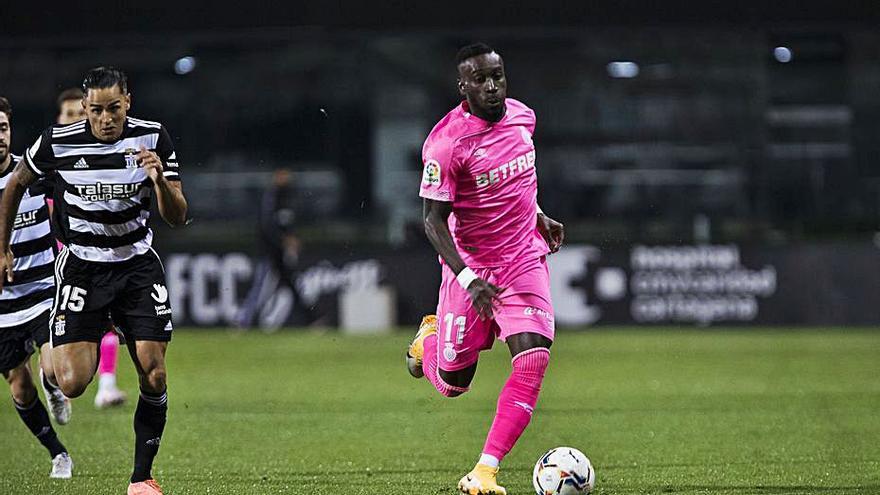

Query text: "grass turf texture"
[1, 328, 878, 494]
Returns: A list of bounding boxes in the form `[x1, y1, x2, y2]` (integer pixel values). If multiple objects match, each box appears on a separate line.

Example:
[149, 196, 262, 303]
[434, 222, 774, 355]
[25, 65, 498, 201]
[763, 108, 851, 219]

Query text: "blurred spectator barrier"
[163, 242, 880, 328]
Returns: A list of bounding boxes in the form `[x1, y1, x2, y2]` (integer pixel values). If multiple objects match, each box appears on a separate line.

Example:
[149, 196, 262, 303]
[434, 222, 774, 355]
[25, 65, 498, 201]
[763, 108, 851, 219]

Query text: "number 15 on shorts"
[60, 285, 87, 312]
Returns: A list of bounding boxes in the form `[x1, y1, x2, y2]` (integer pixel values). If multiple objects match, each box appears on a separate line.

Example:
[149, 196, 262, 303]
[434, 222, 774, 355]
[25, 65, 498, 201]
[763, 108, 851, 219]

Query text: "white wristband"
[456, 267, 478, 290]
[536, 203, 544, 215]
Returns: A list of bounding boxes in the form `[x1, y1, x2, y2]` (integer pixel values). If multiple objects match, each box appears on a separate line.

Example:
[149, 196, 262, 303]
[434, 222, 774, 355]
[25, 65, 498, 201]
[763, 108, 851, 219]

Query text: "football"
[532, 447, 595, 495]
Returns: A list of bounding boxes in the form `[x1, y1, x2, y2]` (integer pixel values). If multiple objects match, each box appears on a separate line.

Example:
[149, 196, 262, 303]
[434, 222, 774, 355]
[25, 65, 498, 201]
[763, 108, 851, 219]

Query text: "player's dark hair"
[455, 43, 496, 66]
[82, 66, 128, 94]
[57, 88, 84, 110]
[0, 96, 10, 120]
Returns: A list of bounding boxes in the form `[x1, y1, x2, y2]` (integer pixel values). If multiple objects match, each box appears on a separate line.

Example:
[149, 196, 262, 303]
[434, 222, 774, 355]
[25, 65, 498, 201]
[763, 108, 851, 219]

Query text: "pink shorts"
[434, 256, 555, 372]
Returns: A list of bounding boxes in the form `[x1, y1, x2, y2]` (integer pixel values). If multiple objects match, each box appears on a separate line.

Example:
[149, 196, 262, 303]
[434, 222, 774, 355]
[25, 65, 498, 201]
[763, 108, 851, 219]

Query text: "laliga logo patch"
[422, 159, 441, 186]
[54, 315, 66, 336]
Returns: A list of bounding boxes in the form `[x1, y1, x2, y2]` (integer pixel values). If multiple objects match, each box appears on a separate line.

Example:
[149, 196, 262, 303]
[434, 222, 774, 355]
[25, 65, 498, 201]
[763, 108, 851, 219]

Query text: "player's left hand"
[137, 145, 163, 182]
[537, 213, 564, 253]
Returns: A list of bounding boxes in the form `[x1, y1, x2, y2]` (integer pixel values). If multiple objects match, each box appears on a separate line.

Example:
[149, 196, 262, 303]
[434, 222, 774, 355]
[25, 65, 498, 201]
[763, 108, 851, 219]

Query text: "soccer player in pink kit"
[406, 43, 565, 495]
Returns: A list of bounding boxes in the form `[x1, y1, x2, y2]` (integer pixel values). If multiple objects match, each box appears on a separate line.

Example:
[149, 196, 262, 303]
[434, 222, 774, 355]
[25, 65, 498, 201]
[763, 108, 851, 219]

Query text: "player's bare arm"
[423, 198, 504, 319]
[0, 161, 38, 287]
[537, 211, 564, 253]
[137, 146, 188, 227]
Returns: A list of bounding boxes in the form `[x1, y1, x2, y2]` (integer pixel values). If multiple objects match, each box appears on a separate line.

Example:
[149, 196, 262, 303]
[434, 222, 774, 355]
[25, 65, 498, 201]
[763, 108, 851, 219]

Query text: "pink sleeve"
[419, 135, 460, 202]
[527, 107, 536, 135]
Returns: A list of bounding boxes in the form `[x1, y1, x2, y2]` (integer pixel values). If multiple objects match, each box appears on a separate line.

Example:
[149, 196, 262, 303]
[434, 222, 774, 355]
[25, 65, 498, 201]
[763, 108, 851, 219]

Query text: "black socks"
[131, 389, 168, 483]
[14, 397, 66, 458]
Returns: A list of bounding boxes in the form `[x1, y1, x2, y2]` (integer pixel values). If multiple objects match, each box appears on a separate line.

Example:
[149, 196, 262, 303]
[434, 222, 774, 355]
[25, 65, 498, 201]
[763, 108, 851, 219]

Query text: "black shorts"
[0, 311, 50, 373]
[50, 248, 173, 347]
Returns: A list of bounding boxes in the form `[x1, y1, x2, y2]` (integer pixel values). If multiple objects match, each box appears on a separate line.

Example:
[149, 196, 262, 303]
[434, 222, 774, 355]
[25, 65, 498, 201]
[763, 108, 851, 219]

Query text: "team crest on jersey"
[422, 159, 441, 186]
[54, 315, 66, 336]
[124, 148, 138, 169]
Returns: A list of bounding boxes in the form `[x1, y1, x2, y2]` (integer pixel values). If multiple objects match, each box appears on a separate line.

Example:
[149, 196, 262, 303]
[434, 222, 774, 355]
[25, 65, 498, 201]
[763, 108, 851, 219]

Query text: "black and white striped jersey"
[0, 154, 55, 327]
[22, 117, 181, 263]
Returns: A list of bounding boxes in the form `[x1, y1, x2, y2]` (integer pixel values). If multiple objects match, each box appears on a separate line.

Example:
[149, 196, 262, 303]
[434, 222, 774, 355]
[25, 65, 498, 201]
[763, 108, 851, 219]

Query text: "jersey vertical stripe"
[0, 155, 55, 327]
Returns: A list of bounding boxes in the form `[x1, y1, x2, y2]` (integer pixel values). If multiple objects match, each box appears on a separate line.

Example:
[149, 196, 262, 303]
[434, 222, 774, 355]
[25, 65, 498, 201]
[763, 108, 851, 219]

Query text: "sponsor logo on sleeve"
[165, 152, 179, 170]
[422, 159, 441, 186]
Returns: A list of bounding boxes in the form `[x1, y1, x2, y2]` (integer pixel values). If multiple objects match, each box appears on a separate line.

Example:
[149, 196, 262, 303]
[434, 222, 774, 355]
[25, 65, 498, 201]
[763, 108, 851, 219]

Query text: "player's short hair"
[455, 43, 497, 66]
[0, 96, 11, 120]
[57, 88, 84, 110]
[82, 66, 128, 94]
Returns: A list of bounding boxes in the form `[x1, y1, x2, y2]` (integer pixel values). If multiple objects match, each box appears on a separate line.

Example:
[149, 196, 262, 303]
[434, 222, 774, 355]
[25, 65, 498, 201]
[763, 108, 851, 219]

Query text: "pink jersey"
[419, 98, 549, 268]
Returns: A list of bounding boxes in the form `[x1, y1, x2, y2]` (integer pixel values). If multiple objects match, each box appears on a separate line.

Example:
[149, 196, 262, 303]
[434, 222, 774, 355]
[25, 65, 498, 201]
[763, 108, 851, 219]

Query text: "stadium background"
[1, 2, 879, 494]
[4, 1, 880, 329]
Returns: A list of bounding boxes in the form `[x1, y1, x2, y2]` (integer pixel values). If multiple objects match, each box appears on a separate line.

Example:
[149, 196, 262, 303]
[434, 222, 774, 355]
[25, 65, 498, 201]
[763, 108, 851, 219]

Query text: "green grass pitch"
[1, 328, 878, 494]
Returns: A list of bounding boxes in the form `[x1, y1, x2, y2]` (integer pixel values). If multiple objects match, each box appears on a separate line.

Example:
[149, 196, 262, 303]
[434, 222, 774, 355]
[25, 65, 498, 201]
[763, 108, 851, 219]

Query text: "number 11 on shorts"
[444, 313, 466, 345]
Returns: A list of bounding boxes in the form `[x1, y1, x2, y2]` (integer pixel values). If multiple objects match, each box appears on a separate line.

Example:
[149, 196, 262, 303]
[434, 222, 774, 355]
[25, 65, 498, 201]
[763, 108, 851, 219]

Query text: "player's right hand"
[0, 247, 13, 288]
[467, 278, 505, 320]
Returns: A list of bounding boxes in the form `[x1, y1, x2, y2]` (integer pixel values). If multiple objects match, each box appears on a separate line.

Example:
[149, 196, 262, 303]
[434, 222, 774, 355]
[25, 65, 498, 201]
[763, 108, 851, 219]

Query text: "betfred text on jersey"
[73, 182, 141, 202]
[474, 150, 535, 188]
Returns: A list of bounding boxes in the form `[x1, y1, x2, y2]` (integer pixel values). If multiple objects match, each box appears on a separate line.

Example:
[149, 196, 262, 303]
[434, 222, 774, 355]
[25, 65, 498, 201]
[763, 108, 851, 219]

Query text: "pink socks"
[421, 333, 469, 397]
[481, 347, 550, 462]
[419, 333, 550, 464]
[98, 331, 119, 376]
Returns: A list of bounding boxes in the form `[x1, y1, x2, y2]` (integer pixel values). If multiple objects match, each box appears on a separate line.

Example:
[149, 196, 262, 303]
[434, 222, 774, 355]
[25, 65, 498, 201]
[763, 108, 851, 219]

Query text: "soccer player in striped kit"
[406, 43, 565, 495]
[0, 67, 188, 495]
[0, 97, 73, 479]
[54, 88, 128, 410]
